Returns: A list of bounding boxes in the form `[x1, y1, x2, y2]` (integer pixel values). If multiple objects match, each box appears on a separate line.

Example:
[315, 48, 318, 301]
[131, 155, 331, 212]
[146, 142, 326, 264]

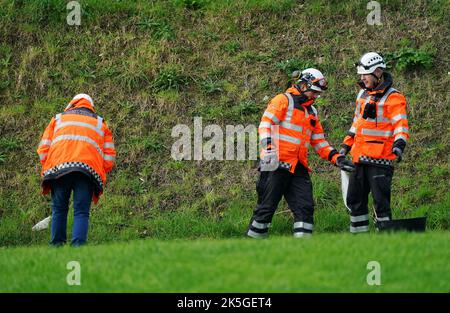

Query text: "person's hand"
[336, 155, 355, 172]
[393, 147, 403, 163]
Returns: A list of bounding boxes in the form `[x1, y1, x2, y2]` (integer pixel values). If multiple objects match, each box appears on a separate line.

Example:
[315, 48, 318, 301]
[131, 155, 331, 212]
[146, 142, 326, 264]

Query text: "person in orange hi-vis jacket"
[37, 94, 116, 246]
[246, 68, 355, 239]
[340, 52, 410, 233]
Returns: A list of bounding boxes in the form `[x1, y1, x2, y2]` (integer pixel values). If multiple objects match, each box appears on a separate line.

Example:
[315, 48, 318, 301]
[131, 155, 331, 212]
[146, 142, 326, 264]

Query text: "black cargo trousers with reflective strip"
[346, 163, 394, 233]
[246, 163, 314, 238]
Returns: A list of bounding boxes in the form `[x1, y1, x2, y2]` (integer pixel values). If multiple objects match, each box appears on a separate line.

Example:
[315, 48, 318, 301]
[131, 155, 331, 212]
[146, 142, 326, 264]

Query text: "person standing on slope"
[37, 94, 116, 246]
[246, 68, 355, 238]
[340, 52, 410, 233]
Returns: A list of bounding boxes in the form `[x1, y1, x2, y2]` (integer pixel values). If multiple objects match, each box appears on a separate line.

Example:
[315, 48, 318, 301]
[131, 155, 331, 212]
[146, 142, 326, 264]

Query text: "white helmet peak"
[355, 52, 386, 74]
[293, 68, 327, 92]
[72, 93, 94, 106]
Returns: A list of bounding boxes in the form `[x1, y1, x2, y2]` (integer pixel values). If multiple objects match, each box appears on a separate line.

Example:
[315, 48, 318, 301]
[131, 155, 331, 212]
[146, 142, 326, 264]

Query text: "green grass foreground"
[1, 232, 449, 292]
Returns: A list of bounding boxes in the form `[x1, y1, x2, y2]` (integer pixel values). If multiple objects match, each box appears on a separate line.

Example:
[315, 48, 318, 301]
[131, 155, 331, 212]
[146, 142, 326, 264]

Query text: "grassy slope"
[0, 232, 449, 292]
[0, 0, 449, 246]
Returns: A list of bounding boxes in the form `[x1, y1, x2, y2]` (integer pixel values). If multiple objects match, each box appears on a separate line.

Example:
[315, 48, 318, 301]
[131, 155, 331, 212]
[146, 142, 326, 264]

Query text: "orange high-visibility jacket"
[258, 87, 340, 173]
[343, 73, 409, 166]
[37, 99, 116, 203]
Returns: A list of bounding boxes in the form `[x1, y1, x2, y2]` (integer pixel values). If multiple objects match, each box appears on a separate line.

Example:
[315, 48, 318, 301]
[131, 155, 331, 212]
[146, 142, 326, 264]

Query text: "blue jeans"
[50, 172, 94, 247]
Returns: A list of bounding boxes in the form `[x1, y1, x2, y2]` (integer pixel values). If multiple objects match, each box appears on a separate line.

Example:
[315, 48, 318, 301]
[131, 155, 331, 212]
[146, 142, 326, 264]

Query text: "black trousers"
[346, 163, 393, 233]
[247, 164, 314, 238]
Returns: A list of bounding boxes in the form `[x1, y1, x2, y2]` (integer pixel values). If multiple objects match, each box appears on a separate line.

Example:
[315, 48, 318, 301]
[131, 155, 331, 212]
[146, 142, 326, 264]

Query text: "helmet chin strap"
[294, 83, 306, 94]
[370, 72, 382, 87]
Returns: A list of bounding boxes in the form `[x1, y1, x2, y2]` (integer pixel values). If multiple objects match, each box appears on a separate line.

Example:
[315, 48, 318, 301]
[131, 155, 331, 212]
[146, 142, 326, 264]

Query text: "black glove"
[362, 102, 376, 119]
[392, 147, 402, 163]
[336, 156, 356, 172]
[392, 139, 406, 163]
[339, 144, 351, 156]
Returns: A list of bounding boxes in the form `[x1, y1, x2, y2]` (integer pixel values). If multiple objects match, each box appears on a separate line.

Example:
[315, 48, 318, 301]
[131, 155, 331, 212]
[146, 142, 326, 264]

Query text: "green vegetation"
[0, 232, 449, 292]
[384, 47, 436, 71]
[0, 0, 448, 249]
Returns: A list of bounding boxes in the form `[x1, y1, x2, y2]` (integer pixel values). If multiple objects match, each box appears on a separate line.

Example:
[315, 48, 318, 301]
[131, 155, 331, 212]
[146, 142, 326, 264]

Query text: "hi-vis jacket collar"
[286, 86, 314, 107]
[64, 97, 95, 112]
[357, 72, 393, 95]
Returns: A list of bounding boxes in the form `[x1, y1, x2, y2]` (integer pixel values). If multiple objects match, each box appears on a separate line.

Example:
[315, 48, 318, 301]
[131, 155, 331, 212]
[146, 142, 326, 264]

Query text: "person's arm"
[311, 115, 340, 165]
[36, 118, 56, 165]
[102, 122, 116, 173]
[388, 93, 409, 161]
[258, 94, 288, 151]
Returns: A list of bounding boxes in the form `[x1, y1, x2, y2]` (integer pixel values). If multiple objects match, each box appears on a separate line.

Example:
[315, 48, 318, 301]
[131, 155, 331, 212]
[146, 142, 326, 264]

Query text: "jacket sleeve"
[388, 93, 409, 147]
[311, 115, 340, 165]
[258, 94, 288, 150]
[36, 118, 56, 165]
[102, 122, 116, 173]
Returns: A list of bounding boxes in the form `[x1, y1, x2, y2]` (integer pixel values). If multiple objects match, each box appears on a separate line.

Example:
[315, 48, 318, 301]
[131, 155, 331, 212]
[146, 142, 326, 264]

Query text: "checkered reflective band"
[278, 161, 291, 171]
[359, 155, 393, 167]
[44, 162, 103, 188]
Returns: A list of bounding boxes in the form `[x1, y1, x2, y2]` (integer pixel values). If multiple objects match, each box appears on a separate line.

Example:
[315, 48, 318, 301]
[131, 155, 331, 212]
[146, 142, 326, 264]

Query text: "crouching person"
[37, 94, 116, 246]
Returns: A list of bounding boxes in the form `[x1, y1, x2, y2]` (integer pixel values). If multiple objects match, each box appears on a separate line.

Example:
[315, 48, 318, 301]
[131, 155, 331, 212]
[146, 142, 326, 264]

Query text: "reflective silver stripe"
[55, 113, 62, 127]
[311, 105, 318, 116]
[51, 135, 103, 157]
[104, 142, 115, 149]
[361, 129, 392, 137]
[356, 90, 365, 118]
[104, 154, 115, 162]
[55, 121, 104, 137]
[39, 139, 52, 146]
[263, 111, 280, 124]
[293, 222, 314, 230]
[97, 116, 103, 130]
[293, 232, 312, 238]
[280, 121, 302, 132]
[353, 116, 358, 123]
[313, 141, 330, 152]
[252, 220, 271, 230]
[394, 135, 408, 142]
[39, 153, 47, 161]
[247, 229, 268, 238]
[304, 141, 309, 148]
[356, 102, 362, 118]
[350, 225, 369, 233]
[306, 129, 312, 136]
[311, 133, 324, 140]
[375, 88, 396, 122]
[393, 127, 409, 135]
[284, 93, 295, 123]
[376, 217, 390, 222]
[391, 114, 407, 123]
[350, 214, 369, 223]
[366, 117, 391, 123]
[279, 134, 300, 145]
[258, 121, 272, 129]
[349, 126, 356, 134]
[356, 89, 364, 100]
[259, 132, 271, 140]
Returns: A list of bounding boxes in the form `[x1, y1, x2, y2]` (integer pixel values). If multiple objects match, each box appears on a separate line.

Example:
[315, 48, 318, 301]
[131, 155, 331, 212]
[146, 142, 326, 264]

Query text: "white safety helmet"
[292, 68, 328, 92]
[355, 52, 386, 74]
[71, 93, 94, 106]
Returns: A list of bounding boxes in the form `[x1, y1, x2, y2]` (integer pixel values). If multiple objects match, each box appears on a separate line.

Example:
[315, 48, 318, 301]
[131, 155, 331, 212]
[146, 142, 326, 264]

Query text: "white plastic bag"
[32, 216, 51, 231]
[340, 170, 351, 212]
